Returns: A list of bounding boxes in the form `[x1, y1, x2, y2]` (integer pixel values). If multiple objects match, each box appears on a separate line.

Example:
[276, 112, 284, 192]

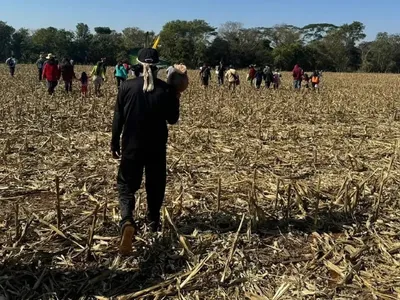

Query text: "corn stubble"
[0, 66, 400, 299]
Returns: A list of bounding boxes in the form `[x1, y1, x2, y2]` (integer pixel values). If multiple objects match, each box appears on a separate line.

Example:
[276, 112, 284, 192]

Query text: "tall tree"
[160, 19, 216, 67]
[122, 27, 155, 49]
[0, 21, 15, 59]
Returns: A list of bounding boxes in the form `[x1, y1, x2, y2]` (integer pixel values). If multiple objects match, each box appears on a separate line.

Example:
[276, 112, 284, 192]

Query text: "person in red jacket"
[292, 64, 303, 90]
[248, 65, 256, 86]
[42, 53, 61, 95]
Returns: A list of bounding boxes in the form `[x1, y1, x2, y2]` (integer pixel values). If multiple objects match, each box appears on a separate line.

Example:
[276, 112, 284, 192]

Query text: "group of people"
[292, 64, 321, 91]
[5, 53, 136, 96]
[199, 63, 240, 90]
[194, 61, 322, 92]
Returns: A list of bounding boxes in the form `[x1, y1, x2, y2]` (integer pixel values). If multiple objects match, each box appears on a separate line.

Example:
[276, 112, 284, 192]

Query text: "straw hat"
[46, 53, 54, 59]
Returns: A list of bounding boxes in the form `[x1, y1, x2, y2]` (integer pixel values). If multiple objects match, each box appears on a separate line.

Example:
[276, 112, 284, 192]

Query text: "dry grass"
[1, 65, 400, 299]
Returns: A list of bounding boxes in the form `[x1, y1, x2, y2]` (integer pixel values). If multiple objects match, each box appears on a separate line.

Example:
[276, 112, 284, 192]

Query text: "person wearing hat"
[111, 48, 184, 255]
[36, 53, 46, 81]
[42, 53, 61, 95]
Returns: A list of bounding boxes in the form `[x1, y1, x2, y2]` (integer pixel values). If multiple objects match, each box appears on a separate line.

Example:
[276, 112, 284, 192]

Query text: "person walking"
[248, 65, 256, 86]
[311, 71, 320, 92]
[114, 61, 128, 87]
[292, 64, 303, 90]
[200, 64, 211, 88]
[42, 53, 61, 95]
[79, 72, 89, 97]
[255, 67, 264, 89]
[36, 54, 46, 81]
[5, 55, 16, 77]
[273, 69, 282, 89]
[60, 58, 76, 93]
[263, 65, 273, 88]
[218, 62, 226, 85]
[225, 65, 239, 91]
[90, 61, 106, 97]
[111, 48, 184, 255]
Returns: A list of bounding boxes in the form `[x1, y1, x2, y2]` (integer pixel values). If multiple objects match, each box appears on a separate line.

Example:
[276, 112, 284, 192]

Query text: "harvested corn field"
[1, 66, 400, 299]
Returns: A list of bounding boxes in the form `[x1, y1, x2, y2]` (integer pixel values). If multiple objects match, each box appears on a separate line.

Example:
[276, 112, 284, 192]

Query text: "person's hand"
[111, 144, 121, 159]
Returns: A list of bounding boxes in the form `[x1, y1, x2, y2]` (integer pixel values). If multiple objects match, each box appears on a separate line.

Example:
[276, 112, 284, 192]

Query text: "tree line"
[1, 19, 400, 72]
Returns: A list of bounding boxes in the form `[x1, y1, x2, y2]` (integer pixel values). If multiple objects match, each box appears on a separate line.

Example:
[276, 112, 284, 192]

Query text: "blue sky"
[1, 0, 398, 41]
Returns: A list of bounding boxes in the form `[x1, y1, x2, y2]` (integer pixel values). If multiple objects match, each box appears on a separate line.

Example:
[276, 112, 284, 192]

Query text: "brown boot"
[119, 221, 135, 255]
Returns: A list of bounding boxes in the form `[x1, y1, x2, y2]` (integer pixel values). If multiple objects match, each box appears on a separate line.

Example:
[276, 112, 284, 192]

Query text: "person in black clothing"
[200, 64, 211, 88]
[218, 62, 225, 85]
[111, 48, 181, 255]
[255, 68, 264, 89]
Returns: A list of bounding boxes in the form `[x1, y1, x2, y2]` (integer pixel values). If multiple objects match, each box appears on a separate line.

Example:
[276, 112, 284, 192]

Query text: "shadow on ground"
[0, 205, 369, 299]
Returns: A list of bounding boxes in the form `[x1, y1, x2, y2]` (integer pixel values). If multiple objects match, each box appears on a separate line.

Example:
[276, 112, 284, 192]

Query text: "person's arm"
[165, 87, 180, 125]
[42, 64, 47, 79]
[90, 66, 96, 77]
[111, 87, 125, 158]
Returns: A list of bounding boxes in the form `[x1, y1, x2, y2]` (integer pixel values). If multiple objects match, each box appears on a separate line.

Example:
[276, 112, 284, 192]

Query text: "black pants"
[64, 80, 72, 92]
[218, 75, 224, 85]
[38, 68, 43, 81]
[117, 148, 166, 227]
[9, 67, 15, 77]
[47, 81, 58, 95]
[256, 79, 262, 89]
[116, 76, 125, 87]
[265, 81, 272, 88]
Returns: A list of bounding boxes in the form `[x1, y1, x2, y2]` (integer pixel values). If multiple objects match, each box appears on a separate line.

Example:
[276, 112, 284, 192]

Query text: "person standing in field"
[42, 53, 61, 95]
[303, 73, 310, 89]
[114, 61, 128, 88]
[90, 61, 106, 97]
[200, 64, 211, 88]
[255, 67, 264, 89]
[273, 69, 282, 89]
[263, 65, 273, 88]
[60, 58, 76, 93]
[5, 55, 16, 77]
[225, 65, 239, 91]
[111, 48, 183, 255]
[311, 71, 320, 92]
[292, 64, 303, 90]
[248, 65, 256, 86]
[79, 72, 89, 97]
[36, 53, 46, 81]
[218, 62, 226, 85]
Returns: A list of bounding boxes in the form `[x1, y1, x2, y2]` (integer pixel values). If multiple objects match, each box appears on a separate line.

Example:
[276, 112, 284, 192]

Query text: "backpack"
[7, 58, 15, 67]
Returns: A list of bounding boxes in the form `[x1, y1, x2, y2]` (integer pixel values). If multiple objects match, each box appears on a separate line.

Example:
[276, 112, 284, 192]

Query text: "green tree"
[160, 19, 216, 67]
[11, 28, 32, 62]
[0, 21, 15, 59]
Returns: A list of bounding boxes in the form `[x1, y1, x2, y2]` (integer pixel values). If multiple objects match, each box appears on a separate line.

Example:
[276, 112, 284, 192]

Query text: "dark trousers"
[38, 69, 43, 81]
[218, 75, 224, 85]
[64, 80, 72, 92]
[47, 81, 58, 95]
[117, 148, 166, 227]
[9, 67, 15, 77]
[256, 79, 262, 89]
[265, 81, 272, 88]
[116, 77, 125, 87]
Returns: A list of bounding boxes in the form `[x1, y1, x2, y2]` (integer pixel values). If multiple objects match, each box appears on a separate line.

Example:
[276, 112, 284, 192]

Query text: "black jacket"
[111, 77, 180, 157]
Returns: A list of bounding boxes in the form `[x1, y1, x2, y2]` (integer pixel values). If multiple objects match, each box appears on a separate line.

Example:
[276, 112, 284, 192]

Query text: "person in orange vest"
[311, 71, 320, 91]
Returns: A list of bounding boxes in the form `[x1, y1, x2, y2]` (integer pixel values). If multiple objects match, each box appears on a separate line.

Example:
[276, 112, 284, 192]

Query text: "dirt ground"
[0, 66, 400, 299]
